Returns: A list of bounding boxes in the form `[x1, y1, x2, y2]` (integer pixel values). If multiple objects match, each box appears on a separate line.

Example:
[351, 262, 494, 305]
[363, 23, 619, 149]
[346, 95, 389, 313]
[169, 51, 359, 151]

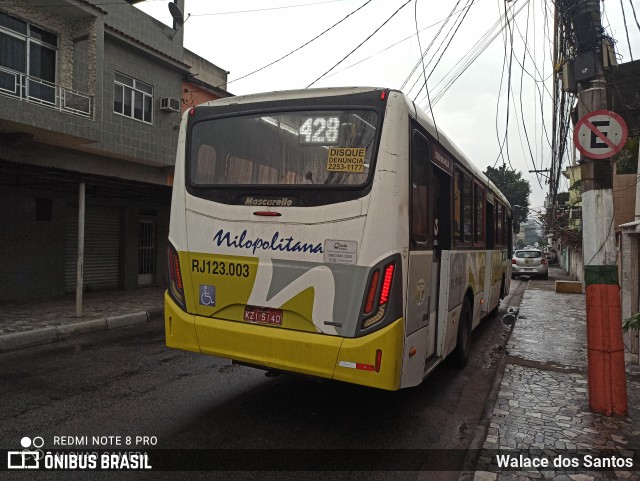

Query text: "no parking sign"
[573, 110, 628, 160]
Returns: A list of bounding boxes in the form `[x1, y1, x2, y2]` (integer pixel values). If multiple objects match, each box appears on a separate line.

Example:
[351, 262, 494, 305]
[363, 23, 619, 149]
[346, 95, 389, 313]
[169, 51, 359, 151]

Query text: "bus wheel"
[454, 297, 472, 368]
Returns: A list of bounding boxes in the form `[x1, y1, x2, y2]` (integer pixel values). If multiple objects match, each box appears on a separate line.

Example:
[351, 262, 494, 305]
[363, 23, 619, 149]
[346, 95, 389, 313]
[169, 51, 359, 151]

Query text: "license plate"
[243, 306, 283, 326]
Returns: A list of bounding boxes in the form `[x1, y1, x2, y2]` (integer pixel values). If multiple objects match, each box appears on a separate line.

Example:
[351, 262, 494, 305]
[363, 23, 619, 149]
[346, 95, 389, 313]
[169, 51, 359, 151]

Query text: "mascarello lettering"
[243, 197, 293, 207]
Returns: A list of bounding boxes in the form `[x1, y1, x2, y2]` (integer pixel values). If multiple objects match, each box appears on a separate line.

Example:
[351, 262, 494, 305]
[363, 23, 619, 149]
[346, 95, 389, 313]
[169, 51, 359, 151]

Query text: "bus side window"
[462, 173, 472, 243]
[486, 199, 494, 249]
[411, 131, 430, 245]
[495, 202, 504, 246]
[507, 214, 513, 256]
[473, 182, 485, 245]
[454, 170, 462, 242]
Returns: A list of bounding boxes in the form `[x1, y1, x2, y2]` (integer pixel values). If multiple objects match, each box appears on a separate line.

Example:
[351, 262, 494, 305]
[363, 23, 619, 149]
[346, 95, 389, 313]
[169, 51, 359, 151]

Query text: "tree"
[614, 137, 639, 174]
[484, 164, 531, 227]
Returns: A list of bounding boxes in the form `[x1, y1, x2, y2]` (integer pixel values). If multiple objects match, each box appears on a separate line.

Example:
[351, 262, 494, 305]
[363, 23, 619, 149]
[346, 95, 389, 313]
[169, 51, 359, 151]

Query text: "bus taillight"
[379, 264, 395, 305]
[168, 243, 185, 308]
[362, 261, 396, 329]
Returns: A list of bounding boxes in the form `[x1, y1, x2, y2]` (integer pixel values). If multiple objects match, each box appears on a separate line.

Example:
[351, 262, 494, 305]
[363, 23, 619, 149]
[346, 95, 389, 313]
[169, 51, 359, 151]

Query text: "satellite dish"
[168, 2, 184, 26]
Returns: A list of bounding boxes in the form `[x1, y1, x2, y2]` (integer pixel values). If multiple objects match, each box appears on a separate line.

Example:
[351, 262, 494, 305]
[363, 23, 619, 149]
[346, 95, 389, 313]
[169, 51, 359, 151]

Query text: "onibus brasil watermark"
[7, 434, 157, 471]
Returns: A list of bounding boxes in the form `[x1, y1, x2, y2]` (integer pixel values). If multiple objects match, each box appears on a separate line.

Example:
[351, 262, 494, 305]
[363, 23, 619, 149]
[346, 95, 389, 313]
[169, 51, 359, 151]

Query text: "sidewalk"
[467, 266, 640, 480]
[0, 286, 165, 352]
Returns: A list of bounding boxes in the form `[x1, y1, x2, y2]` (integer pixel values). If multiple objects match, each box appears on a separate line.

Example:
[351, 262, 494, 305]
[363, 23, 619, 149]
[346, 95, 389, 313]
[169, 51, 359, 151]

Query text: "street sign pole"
[574, 0, 628, 416]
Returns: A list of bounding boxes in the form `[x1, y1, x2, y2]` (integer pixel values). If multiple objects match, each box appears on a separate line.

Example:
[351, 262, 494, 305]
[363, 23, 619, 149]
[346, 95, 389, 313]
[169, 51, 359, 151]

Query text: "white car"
[512, 249, 549, 280]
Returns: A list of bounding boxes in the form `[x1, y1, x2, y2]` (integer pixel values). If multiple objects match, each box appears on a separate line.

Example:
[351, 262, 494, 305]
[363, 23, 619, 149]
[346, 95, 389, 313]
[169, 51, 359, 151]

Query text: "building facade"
[0, 0, 229, 302]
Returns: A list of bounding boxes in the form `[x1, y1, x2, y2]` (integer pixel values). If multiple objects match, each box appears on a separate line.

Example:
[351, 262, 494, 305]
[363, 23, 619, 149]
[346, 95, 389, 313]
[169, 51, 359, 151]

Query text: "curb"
[457, 280, 527, 481]
[0, 308, 164, 354]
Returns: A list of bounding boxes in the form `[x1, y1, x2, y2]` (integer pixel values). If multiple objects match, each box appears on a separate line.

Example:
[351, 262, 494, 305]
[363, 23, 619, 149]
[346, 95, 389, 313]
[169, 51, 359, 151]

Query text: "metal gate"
[65, 206, 121, 291]
[138, 220, 155, 285]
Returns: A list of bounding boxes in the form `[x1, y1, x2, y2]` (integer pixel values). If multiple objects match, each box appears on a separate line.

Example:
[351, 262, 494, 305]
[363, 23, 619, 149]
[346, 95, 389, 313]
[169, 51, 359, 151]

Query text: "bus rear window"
[189, 110, 379, 187]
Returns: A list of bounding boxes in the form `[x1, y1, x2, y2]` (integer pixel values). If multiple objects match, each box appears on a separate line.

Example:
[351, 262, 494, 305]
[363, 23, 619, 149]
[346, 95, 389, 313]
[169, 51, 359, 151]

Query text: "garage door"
[65, 206, 121, 291]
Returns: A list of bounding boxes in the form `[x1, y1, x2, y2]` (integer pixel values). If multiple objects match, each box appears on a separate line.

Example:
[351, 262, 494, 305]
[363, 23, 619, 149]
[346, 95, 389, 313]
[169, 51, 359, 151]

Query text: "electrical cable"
[628, 0, 640, 33]
[321, 0, 490, 82]
[619, 0, 634, 61]
[226, 0, 375, 89]
[306, 0, 413, 88]
[419, 0, 530, 107]
[400, 0, 464, 92]
[413, 0, 440, 141]
[493, 0, 517, 170]
[414, 0, 476, 99]
[186, 0, 347, 17]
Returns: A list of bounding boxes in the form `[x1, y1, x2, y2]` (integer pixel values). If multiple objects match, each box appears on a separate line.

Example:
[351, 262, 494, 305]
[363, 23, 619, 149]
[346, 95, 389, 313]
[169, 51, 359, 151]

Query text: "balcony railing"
[0, 66, 92, 118]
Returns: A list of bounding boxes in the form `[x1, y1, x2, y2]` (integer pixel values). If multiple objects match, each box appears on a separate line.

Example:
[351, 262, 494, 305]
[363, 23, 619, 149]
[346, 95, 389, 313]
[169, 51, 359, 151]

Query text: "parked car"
[512, 248, 548, 280]
[543, 249, 557, 264]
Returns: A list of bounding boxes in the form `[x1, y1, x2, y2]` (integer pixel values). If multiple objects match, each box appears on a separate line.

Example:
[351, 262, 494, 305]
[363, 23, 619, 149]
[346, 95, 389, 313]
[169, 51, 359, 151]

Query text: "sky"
[137, 0, 640, 212]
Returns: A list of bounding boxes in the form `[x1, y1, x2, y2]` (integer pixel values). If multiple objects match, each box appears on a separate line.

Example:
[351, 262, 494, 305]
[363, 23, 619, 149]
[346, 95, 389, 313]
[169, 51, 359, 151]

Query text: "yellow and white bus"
[165, 87, 512, 390]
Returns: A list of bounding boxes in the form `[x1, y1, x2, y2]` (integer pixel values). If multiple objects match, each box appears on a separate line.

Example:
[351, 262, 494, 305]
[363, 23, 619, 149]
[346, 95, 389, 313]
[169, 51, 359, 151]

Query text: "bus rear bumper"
[164, 293, 403, 390]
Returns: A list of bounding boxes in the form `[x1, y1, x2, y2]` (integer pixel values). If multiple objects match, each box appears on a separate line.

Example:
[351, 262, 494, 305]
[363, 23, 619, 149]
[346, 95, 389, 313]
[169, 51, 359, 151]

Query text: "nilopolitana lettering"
[213, 229, 324, 255]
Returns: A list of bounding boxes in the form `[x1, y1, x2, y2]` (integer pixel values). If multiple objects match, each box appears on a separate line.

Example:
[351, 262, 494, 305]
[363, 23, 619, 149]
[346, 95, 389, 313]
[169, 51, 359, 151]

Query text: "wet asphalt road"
[0, 279, 527, 481]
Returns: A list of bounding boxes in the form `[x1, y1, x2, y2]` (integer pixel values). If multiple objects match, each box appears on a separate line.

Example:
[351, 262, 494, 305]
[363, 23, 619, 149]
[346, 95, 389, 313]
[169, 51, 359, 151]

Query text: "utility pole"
[571, 0, 628, 415]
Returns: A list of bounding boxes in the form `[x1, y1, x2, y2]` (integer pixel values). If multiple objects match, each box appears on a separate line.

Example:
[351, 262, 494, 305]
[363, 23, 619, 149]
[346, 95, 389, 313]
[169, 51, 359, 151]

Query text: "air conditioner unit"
[160, 97, 180, 112]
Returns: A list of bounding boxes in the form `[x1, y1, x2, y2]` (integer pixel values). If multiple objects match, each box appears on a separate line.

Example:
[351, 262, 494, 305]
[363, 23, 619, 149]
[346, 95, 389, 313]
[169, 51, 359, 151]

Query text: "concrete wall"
[620, 229, 640, 359]
[184, 49, 228, 90]
[0, 185, 68, 300]
[96, 36, 183, 166]
[182, 81, 220, 111]
[613, 171, 637, 228]
[0, 143, 168, 186]
[561, 246, 584, 282]
[99, 0, 185, 62]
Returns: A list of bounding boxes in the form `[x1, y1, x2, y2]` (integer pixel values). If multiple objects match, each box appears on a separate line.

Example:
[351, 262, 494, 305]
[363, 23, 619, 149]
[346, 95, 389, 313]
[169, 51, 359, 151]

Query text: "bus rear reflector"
[363, 270, 380, 314]
[375, 349, 382, 372]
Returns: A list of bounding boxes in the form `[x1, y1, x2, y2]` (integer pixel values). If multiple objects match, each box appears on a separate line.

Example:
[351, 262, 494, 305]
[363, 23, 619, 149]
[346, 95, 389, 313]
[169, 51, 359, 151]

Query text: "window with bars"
[0, 11, 57, 103]
[113, 72, 153, 124]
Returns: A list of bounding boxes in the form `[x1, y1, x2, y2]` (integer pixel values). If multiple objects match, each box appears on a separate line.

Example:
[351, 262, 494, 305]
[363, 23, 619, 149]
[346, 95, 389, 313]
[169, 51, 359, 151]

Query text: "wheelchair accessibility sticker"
[199, 285, 216, 307]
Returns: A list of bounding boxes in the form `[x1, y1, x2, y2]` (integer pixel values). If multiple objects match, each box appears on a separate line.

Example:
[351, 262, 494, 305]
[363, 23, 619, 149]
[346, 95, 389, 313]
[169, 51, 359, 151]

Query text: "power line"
[324, 0, 488, 82]
[619, 0, 634, 61]
[400, 0, 464, 92]
[412, 0, 477, 101]
[413, 0, 439, 141]
[418, 0, 529, 107]
[306, 0, 413, 88]
[186, 0, 347, 17]
[493, 0, 517, 171]
[628, 0, 640, 33]
[222, 0, 375, 89]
